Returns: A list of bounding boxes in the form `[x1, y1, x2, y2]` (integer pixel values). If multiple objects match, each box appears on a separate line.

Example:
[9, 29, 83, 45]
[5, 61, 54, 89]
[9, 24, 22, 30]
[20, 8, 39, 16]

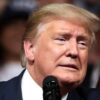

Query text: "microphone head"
[43, 76, 61, 100]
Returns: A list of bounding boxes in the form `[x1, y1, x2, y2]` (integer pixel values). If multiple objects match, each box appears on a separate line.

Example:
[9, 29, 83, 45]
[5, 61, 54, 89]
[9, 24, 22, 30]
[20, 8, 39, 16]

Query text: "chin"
[59, 79, 81, 93]
[58, 74, 82, 87]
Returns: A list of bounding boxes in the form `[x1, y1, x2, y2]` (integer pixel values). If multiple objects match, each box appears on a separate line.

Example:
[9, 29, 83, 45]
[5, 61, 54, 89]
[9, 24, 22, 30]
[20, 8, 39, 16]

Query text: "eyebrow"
[77, 35, 90, 42]
[55, 31, 90, 39]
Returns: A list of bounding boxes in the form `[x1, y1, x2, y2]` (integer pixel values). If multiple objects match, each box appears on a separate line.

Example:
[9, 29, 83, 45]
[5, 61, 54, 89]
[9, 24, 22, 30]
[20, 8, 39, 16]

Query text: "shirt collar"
[21, 70, 43, 100]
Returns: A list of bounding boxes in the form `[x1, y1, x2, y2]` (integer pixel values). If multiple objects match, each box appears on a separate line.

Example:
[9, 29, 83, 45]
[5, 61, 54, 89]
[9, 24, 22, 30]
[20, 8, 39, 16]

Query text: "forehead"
[38, 19, 90, 37]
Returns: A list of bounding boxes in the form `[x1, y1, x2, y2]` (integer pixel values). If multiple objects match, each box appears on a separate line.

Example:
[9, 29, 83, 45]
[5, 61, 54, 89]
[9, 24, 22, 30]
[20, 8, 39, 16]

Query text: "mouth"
[58, 64, 79, 70]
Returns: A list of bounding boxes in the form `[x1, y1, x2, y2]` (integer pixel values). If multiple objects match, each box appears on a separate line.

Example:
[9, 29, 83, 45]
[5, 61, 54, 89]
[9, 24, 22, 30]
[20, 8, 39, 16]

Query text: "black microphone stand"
[43, 76, 61, 100]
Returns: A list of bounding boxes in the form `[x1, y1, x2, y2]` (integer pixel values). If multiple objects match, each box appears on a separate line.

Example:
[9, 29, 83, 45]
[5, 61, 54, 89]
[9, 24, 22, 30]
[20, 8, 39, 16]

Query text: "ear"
[23, 40, 35, 61]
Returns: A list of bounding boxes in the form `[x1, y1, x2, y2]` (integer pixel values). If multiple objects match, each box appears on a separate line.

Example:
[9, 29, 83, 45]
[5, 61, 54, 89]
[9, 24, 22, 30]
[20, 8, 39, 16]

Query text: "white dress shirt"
[21, 70, 68, 100]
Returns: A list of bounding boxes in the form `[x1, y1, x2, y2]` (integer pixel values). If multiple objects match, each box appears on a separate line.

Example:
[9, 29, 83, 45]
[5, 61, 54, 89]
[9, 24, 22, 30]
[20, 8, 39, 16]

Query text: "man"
[0, 3, 100, 100]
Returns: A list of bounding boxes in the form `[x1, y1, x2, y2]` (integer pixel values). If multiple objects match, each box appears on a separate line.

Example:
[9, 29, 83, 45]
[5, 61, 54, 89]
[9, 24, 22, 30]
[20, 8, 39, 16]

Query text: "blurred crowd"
[0, 0, 100, 88]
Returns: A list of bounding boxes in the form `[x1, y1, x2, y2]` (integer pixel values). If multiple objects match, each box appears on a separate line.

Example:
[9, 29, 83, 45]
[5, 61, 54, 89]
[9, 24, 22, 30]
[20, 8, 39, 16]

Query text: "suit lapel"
[67, 87, 87, 100]
[3, 70, 25, 100]
[13, 70, 25, 100]
[67, 90, 83, 100]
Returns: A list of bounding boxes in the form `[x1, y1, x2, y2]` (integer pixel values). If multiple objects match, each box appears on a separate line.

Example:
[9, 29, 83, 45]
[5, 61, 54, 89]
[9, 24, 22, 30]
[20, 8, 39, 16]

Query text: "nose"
[66, 40, 78, 58]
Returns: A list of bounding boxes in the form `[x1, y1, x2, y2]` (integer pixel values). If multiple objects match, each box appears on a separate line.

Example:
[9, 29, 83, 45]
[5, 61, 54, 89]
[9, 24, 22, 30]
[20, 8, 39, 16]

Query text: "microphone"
[43, 76, 61, 100]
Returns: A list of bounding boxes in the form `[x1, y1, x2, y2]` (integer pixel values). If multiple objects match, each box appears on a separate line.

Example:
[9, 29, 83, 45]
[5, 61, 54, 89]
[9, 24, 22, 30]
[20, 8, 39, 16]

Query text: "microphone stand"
[43, 76, 61, 100]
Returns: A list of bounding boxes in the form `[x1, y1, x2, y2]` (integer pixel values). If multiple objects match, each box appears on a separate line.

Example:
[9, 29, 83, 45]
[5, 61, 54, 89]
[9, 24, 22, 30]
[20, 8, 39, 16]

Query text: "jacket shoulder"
[68, 86, 100, 100]
[0, 70, 25, 100]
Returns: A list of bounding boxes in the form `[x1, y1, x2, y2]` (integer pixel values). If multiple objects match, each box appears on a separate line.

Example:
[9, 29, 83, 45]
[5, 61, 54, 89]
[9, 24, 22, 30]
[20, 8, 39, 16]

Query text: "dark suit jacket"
[0, 70, 100, 100]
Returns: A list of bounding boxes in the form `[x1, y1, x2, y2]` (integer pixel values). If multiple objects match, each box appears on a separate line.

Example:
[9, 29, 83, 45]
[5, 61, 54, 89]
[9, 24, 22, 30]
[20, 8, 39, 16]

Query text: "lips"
[58, 64, 79, 70]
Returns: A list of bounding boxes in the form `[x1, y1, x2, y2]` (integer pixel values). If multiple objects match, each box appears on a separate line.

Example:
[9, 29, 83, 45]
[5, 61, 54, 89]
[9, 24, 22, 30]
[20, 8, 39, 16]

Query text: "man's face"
[30, 20, 90, 87]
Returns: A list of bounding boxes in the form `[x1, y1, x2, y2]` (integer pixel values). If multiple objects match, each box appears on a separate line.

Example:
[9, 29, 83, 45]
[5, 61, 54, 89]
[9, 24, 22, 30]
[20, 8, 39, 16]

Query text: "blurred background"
[0, 0, 100, 88]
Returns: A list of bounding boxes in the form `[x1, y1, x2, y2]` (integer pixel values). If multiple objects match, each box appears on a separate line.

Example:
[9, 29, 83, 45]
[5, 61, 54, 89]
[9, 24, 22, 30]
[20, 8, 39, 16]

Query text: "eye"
[54, 36, 66, 45]
[54, 33, 70, 44]
[78, 41, 88, 49]
[79, 41, 86, 45]
[56, 37, 65, 41]
[77, 36, 90, 49]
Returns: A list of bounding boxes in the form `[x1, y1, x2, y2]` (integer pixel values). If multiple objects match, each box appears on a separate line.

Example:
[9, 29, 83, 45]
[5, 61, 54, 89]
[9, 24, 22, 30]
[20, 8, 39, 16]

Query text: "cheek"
[34, 43, 63, 74]
[36, 39, 64, 63]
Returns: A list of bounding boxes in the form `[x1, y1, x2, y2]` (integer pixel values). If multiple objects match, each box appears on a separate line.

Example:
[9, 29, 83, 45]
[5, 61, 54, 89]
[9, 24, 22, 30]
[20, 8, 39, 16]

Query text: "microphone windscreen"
[43, 76, 61, 100]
